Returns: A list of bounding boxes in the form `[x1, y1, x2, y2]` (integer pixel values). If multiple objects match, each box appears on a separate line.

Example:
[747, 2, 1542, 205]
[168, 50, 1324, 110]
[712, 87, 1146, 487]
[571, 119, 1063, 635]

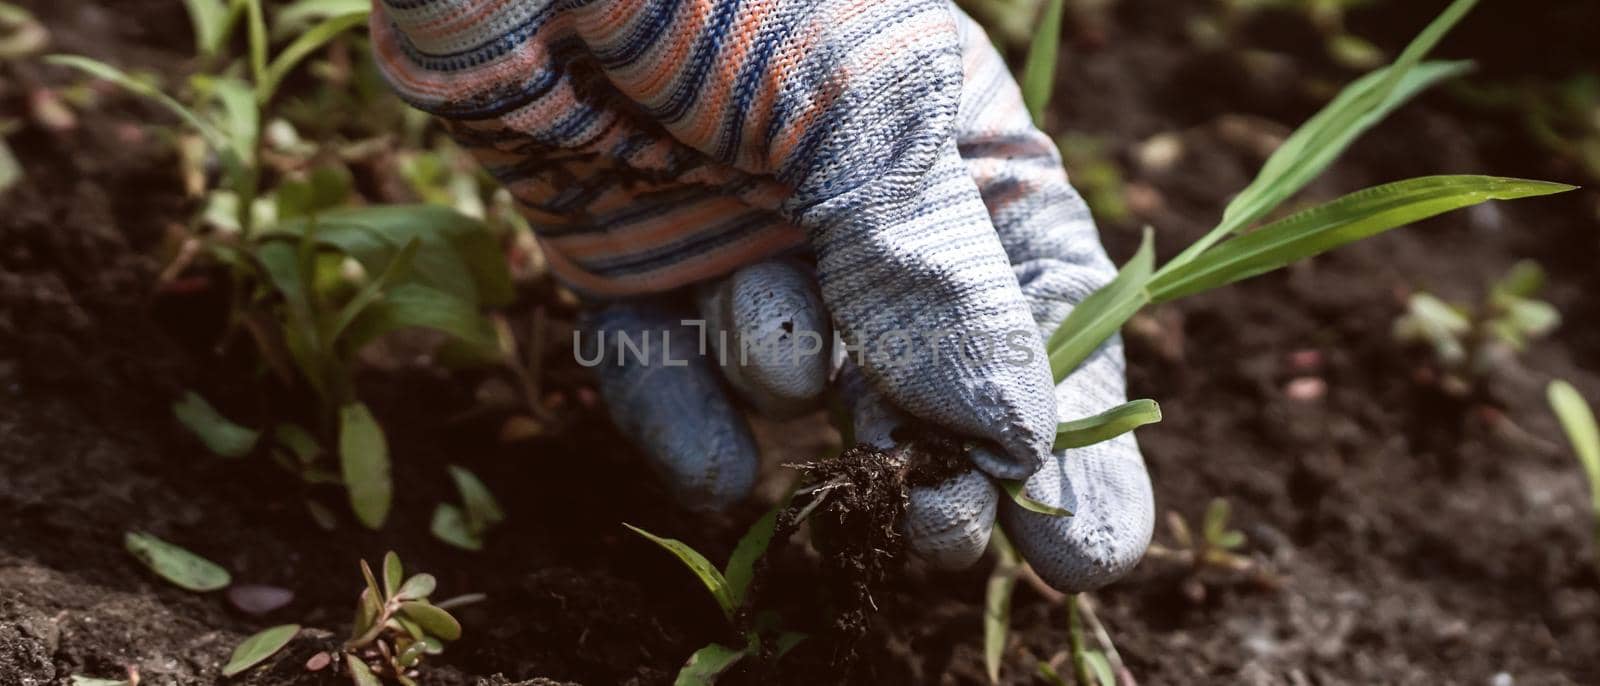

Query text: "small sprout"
[172, 391, 259, 458]
[626, 496, 803, 683]
[430, 466, 504, 551]
[1548, 380, 1600, 579]
[124, 531, 231, 592]
[340, 552, 464, 684]
[1395, 260, 1561, 395]
[222, 623, 300, 677]
[1146, 498, 1276, 602]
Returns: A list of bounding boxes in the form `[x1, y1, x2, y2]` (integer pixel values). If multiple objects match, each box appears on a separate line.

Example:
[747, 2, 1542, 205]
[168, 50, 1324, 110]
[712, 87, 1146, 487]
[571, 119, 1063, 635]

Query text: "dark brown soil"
[4, 0, 1600, 685]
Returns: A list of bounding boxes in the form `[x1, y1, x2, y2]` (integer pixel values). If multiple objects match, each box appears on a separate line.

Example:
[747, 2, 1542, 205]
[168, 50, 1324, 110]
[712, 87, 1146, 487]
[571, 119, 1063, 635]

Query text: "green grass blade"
[1047, 228, 1154, 381]
[221, 624, 299, 677]
[339, 402, 393, 529]
[341, 282, 501, 356]
[241, 0, 267, 85]
[999, 479, 1072, 517]
[1019, 0, 1065, 126]
[1054, 399, 1162, 451]
[1549, 381, 1600, 514]
[257, 11, 367, 103]
[1159, 0, 1481, 275]
[44, 55, 225, 149]
[1148, 176, 1577, 302]
[624, 524, 737, 621]
[983, 528, 1021, 684]
[723, 496, 787, 607]
[172, 391, 259, 458]
[179, 0, 231, 57]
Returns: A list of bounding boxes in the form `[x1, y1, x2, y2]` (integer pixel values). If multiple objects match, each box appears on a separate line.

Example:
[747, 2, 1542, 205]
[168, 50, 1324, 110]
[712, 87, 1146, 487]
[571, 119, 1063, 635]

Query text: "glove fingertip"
[906, 470, 999, 570]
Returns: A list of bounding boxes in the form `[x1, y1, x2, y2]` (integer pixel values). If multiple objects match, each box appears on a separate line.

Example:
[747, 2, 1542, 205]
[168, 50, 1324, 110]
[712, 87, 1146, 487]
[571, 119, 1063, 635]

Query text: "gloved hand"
[372, 0, 1153, 591]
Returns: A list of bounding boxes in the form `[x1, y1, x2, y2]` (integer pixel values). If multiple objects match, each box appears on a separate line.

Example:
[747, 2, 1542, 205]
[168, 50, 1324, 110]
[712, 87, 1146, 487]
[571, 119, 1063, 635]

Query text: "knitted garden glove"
[373, 0, 1153, 590]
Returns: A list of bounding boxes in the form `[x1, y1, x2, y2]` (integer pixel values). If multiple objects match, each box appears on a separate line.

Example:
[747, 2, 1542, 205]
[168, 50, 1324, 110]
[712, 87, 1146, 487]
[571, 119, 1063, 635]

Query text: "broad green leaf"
[172, 391, 259, 458]
[674, 642, 750, 686]
[999, 479, 1072, 518]
[1047, 228, 1154, 381]
[257, 12, 367, 103]
[1148, 177, 1577, 303]
[398, 601, 462, 641]
[397, 573, 437, 600]
[430, 504, 483, 551]
[448, 465, 505, 529]
[1549, 380, 1600, 515]
[270, 205, 513, 307]
[124, 531, 232, 592]
[339, 402, 392, 529]
[276, 165, 353, 220]
[624, 524, 736, 621]
[221, 624, 300, 677]
[346, 657, 381, 686]
[984, 529, 1021, 684]
[1054, 399, 1162, 451]
[1019, 0, 1065, 126]
[45, 55, 225, 149]
[723, 497, 787, 607]
[382, 551, 403, 600]
[352, 587, 380, 638]
[343, 282, 501, 356]
[326, 237, 420, 345]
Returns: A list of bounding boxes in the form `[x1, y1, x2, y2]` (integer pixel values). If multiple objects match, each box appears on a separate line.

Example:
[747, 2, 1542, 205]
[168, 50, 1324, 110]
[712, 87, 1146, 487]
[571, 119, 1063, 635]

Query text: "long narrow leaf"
[624, 524, 736, 621]
[1019, 0, 1065, 126]
[1548, 381, 1600, 515]
[257, 12, 367, 103]
[1000, 479, 1072, 517]
[1148, 176, 1576, 302]
[1047, 228, 1154, 381]
[242, 0, 268, 85]
[1054, 399, 1162, 451]
[44, 55, 225, 149]
[723, 497, 787, 607]
[1161, 0, 1481, 272]
[983, 528, 1021, 684]
[180, 0, 231, 57]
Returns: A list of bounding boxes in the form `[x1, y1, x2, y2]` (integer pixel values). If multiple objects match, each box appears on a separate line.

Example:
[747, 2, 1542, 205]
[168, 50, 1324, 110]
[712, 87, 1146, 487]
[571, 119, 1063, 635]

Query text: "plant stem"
[1068, 593, 1090, 686]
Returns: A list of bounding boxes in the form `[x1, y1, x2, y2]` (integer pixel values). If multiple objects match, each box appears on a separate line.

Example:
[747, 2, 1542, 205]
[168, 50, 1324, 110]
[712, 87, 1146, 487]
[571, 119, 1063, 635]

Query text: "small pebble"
[1284, 377, 1326, 401]
[227, 584, 294, 615]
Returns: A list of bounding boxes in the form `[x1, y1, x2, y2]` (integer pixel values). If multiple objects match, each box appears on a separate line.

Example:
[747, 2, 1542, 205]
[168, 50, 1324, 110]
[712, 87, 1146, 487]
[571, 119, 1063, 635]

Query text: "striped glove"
[373, 0, 1153, 591]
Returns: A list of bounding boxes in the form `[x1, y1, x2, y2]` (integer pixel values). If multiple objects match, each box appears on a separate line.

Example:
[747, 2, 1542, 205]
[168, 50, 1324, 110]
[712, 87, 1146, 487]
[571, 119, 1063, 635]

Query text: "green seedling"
[219, 552, 467, 683]
[1016, 0, 1573, 474]
[430, 465, 506, 551]
[1548, 380, 1600, 580]
[124, 531, 232, 592]
[1036, 594, 1121, 686]
[1146, 498, 1277, 602]
[986, 531, 1127, 686]
[1394, 260, 1560, 395]
[982, 528, 1022, 684]
[626, 499, 805, 685]
[52, 1, 513, 530]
